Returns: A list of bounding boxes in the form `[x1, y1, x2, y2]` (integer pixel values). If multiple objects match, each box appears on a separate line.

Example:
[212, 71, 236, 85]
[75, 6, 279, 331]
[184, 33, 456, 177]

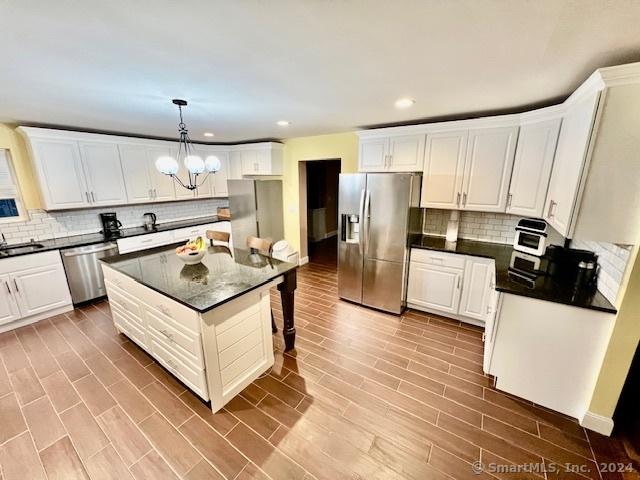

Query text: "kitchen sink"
[0, 243, 46, 256]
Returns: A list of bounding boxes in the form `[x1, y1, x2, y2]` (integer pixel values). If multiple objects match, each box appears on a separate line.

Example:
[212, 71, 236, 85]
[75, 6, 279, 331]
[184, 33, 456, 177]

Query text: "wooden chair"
[206, 230, 231, 249]
[246, 236, 278, 334]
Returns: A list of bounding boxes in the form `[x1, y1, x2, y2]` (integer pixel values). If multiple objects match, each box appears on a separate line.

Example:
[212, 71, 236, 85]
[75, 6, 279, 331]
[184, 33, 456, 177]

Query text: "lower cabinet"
[0, 251, 73, 331]
[407, 248, 495, 326]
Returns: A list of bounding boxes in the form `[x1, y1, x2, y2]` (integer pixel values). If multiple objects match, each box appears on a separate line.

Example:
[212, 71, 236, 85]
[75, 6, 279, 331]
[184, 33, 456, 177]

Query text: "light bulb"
[184, 155, 205, 174]
[205, 155, 221, 173]
[155, 156, 179, 175]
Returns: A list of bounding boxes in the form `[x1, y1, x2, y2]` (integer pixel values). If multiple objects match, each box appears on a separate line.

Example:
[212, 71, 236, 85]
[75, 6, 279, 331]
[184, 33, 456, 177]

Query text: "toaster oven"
[513, 218, 547, 257]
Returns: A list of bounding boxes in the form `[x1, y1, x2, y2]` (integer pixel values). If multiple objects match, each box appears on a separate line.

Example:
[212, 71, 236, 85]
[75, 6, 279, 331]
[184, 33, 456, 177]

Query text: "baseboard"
[580, 411, 614, 436]
[406, 302, 486, 328]
[0, 304, 74, 334]
[299, 256, 309, 266]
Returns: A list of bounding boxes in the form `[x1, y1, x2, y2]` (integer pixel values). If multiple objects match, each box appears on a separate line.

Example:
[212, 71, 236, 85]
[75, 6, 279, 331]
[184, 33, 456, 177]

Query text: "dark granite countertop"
[410, 234, 617, 314]
[0, 216, 228, 259]
[101, 244, 297, 313]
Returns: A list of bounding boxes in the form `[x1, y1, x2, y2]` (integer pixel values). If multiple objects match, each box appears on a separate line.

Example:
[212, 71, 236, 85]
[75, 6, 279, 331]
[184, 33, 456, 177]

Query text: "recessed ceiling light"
[395, 97, 416, 109]
[276, 120, 291, 126]
[203, 132, 215, 137]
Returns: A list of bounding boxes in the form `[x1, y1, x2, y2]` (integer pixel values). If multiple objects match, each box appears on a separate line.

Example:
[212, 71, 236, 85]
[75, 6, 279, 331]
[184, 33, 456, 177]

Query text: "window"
[0, 149, 27, 223]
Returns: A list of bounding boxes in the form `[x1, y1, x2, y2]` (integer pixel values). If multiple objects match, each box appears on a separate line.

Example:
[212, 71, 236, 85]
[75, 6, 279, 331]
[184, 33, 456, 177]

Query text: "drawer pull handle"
[160, 329, 174, 341]
[157, 305, 171, 316]
[166, 358, 178, 370]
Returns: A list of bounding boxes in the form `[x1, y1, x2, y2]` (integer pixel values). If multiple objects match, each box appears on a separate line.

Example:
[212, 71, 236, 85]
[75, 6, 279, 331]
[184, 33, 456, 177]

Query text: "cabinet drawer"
[102, 265, 138, 291]
[410, 248, 466, 269]
[117, 231, 173, 254]
[111, 304, 148, 349]
[173, 225, 206, 242]
[105, 281, 143, 325]
[145, 308, 203, 368]
[136, 287, 200, 334]
[148, 330, 208, 400]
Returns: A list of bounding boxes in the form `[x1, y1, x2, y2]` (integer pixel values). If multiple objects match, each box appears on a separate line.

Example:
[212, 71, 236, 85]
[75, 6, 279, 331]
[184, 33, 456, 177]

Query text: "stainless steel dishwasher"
[61, 242, 119, 304]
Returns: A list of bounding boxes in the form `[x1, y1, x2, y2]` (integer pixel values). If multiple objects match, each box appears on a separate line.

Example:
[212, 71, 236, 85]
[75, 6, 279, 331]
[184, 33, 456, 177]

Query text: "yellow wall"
[588, 245, 640, 418]
[0, 124, 41, 209]
[281, 132, 358, 252]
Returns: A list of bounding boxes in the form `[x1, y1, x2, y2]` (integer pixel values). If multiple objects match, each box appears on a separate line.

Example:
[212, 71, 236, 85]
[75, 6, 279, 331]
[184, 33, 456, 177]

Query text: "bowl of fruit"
[175, 237, 206, 265]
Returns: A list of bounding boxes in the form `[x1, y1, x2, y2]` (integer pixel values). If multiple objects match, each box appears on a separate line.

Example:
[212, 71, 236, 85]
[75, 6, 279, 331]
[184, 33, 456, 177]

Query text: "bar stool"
[206, 230, 231, 252]
[246, 236, 278, 334]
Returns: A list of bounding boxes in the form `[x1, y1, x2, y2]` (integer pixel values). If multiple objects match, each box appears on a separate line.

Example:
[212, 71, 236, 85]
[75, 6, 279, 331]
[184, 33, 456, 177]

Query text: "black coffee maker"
[100, 213, 123, 238]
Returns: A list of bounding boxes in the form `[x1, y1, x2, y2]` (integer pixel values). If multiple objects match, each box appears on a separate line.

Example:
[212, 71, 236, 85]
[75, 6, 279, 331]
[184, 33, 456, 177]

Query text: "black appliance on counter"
[546, 245, 599, 292]
[143, 212, 157, 230]
[100, 212, 123, 238]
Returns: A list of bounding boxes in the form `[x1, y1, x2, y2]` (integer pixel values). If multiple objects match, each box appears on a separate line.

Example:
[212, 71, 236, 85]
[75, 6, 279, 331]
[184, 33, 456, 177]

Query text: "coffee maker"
[100, 213, 123, 238]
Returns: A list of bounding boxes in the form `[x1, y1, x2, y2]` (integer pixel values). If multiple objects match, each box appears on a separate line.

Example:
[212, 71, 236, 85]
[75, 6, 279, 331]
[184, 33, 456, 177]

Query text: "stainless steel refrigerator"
[338, 173, 421, 314]
[227, 179, 284, 247]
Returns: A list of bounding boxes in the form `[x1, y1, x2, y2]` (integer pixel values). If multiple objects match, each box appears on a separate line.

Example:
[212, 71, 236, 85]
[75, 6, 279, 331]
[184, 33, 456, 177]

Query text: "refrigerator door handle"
[358, 189, 366, 255]
[363, 189, 371, 254]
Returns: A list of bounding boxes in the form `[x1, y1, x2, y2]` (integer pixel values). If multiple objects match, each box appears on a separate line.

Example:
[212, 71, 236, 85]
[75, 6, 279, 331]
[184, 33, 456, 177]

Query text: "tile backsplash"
[0, 198, 228, 243]
[570, 239, 632, 306]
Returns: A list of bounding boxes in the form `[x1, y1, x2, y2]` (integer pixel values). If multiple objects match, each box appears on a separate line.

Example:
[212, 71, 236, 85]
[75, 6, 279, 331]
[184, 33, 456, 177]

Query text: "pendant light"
[155, 99, 221, 191]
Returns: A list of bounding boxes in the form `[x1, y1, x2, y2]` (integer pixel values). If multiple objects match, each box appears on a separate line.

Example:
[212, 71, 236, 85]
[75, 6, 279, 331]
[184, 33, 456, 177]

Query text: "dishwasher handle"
[62, 244, 118, 257]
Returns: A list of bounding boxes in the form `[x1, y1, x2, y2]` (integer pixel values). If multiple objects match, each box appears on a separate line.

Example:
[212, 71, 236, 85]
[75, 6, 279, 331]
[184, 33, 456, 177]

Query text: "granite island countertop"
[100, 244, 297, 313]
[0, 215, 228, 259]
[409, 234, 617, 314]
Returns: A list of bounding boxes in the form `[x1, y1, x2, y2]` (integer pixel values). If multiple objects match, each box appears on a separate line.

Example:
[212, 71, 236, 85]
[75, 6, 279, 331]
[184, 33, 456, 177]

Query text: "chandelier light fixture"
[155, 99, 221, 191]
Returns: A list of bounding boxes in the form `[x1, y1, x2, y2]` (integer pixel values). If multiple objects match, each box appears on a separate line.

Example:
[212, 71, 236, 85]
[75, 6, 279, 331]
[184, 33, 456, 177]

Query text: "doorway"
[612, 342, 640, 469]
[299, 159, 341, 266]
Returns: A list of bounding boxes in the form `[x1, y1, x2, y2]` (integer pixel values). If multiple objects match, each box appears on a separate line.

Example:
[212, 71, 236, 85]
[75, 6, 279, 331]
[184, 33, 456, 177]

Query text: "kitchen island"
[100, 244, 297, 411]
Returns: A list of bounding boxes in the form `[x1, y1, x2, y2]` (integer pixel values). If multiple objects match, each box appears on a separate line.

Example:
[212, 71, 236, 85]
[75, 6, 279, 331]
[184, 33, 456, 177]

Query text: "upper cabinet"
[120, 144, 176, 204]
[238, 143, 284, 176]
[506, 117, 561, 217]
[78, 142, 128, 206]
[358, 134, 425, 172]
[420, 124, 518, 212]
[544, 92, 600, 237]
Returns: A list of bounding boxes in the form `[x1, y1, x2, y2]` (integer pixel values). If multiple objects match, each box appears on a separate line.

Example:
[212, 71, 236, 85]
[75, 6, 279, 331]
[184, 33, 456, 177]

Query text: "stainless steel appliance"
[513, 218, 547, 256]
[61, 242, 119, 304]
[338, 173, 421, 314]
[143, 212, 157, 230]
[228, 180, 284, 246]
[100, 212, 122, 238]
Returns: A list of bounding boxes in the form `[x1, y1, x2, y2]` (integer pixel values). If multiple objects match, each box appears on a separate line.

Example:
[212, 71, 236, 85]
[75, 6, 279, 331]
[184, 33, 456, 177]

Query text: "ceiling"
[1, 0, 640, 143]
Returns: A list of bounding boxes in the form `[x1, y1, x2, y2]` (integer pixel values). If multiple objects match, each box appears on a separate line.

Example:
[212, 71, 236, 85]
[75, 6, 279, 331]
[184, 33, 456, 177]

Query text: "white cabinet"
[459, 257, 494, 321]
[120, 144, 176, 204]
[489, 293, 614, 420]
[407, 262, 462, 315]
[358, 134, 425, 172]
[462, 126, 518, 212]
[507, 118, 561, 217]
[239, 143, 283, 176]
[0, 274, 21, 326]
[420, 125, 518, 212]
[421, 131, 467, 208]
[544, 92, 600, 237]
[211, 151, 229, 197]
[29, 139, 89, 209]
[407, 248, 496, 326]
[79, 142, 128, 206]
[0, 251, 73, 332]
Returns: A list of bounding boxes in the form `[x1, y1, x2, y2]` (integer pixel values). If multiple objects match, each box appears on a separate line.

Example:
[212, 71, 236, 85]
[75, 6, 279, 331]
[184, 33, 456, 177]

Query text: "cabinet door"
[358, 137, 388, 172]
[147, 146, 176, 202]
[12, 264, 71, 317]
[119, 144, 153, 203]
[544, 93, 600, 237]
[388, 134, 425, 172]
[0, 274, 21, 325]
[507, 119, 560, 217]
[79, 142, 128, 206]
[459, 258, 493, 322]
[240, 150, 258, 175]
[228, 151, 243, 180]
[421, 130, 467, 209]
[461, 126, 518, 212]
[212, 151, 230, 197]
[407, 262, 462, 315]
[32, 139, 89, 209]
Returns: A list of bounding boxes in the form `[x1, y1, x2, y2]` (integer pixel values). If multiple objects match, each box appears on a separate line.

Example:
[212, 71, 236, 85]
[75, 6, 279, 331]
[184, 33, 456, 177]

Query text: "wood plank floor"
[0, 258, 638, 480]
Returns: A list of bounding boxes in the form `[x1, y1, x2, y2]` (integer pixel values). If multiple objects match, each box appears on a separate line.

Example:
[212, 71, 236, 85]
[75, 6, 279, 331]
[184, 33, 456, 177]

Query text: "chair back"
[206, 230, 230, 243]
[246, 236, 273, 256]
